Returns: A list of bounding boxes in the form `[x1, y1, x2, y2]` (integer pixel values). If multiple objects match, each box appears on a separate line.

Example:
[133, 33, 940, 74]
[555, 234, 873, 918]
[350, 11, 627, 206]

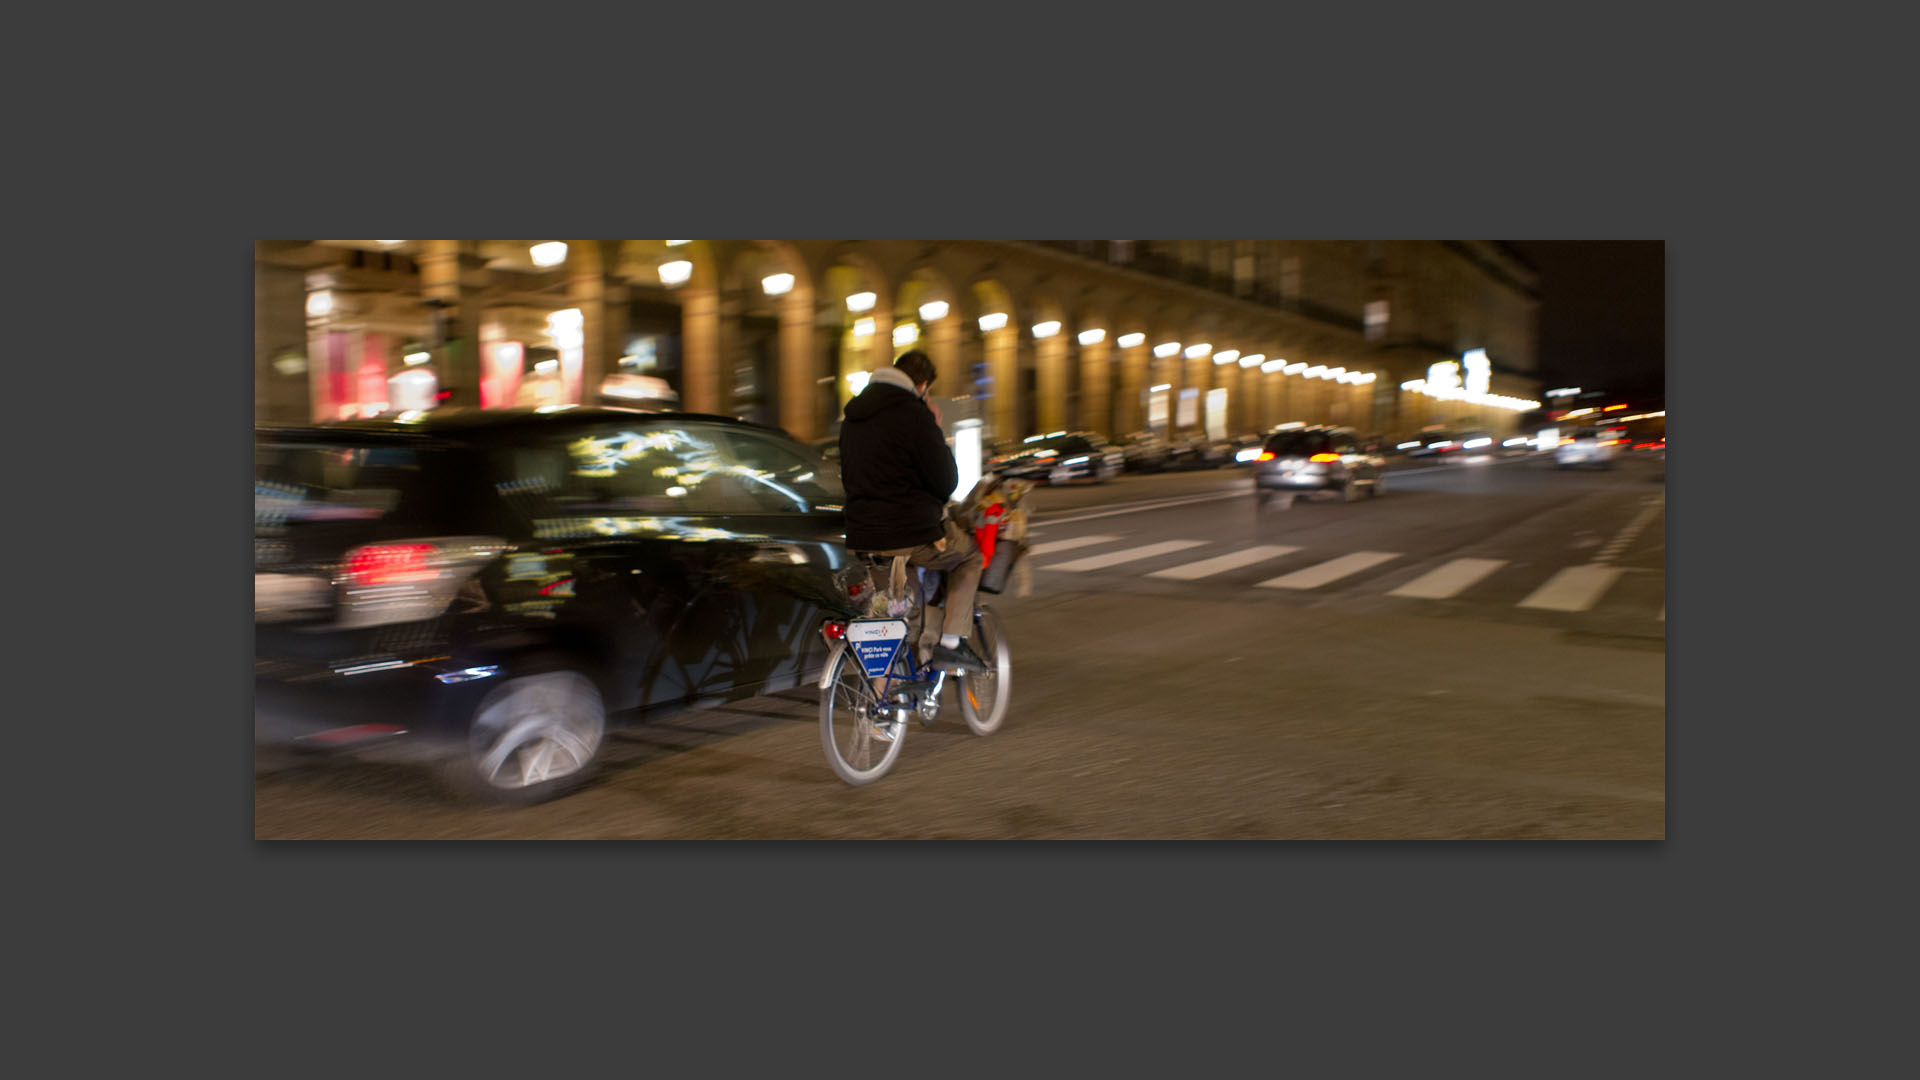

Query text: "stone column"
[1035, 329, 1068, 433]
[681, 286, 721, 415]
[1079, 336, 1112, 439]
[418, 240, 483, 407]
[779, 290, 817, 440]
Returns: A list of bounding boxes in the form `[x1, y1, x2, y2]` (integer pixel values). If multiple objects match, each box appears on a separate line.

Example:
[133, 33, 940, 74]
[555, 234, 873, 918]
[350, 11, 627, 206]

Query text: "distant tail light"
[1309, 453, 1340, 463]
[335, 537, 511, 629]
[1257, 451, 1276, 462]
[821, 620, 847, 643]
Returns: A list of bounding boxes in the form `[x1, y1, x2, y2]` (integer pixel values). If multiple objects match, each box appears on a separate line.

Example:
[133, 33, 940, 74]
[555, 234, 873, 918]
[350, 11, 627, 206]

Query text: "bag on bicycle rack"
[976, 534, 1028, 595]
[970, 480, 1033, 596]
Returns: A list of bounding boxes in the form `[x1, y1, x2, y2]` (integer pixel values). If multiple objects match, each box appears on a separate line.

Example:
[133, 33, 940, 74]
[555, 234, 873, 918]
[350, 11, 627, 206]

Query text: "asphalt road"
[254, 451, 1666, 839]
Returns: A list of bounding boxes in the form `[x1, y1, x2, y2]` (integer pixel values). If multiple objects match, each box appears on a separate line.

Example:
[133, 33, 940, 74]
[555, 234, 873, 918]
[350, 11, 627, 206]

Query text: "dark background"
[1507, 241, 1665, 404]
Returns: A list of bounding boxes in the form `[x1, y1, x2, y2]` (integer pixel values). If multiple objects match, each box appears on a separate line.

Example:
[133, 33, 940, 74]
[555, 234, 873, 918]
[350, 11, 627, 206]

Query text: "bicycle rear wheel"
[959, 604, 1012, 735]
[820, 646, 909, 785]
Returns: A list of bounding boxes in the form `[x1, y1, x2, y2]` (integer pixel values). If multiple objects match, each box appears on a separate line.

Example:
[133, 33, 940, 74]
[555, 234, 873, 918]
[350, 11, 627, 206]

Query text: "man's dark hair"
[893, 350, 936, 390]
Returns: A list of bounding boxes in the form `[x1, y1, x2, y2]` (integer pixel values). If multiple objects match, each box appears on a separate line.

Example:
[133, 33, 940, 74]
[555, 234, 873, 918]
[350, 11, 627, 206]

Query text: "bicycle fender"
[817, 641, 848, 689]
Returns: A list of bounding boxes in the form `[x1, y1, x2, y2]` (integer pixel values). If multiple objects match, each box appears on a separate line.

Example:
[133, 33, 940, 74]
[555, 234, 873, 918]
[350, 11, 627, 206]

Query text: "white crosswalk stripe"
[1256, 551, 1400, 590]
[1043, 540, 1209, 572]
[1148, 545, 1301, 581]
[1024, 531, 1661, 619]
[1387, 557, 1509, 599]
[1027, 535, 1123, 556]
[1517, 564, 1624, 612]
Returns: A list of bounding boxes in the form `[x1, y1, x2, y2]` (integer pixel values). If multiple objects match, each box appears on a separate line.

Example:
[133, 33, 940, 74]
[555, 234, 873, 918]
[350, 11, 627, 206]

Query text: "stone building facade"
[255, 240, 1541, 443]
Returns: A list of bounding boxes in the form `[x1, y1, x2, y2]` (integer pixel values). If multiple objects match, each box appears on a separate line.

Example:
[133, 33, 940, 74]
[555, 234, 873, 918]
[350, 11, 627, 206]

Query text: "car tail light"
[335, 536, 511, 629]
[1309, 453, 1339, 463]
[1257, 451, 1276, 461]
[821, 621, 846, 642]
[344, 544, 439, 585]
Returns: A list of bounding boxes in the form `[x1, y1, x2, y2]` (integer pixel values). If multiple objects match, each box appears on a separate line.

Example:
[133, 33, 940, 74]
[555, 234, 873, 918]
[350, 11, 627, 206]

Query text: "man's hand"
[926, 399, 943, 425]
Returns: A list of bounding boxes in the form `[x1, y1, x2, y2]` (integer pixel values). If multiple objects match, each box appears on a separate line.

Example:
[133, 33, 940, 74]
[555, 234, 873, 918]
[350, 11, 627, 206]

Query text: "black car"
[254, 408, 868, 804]
[988, 432, 1122, 484]
[1117, 431, 1173, 473]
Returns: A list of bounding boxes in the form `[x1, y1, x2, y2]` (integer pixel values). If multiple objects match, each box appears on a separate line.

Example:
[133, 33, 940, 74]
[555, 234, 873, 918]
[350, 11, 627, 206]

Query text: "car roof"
[258, 407, 797, 444]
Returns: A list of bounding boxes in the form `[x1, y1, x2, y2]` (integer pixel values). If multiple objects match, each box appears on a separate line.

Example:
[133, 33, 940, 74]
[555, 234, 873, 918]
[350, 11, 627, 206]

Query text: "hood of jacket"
[843, 366, 922, 421]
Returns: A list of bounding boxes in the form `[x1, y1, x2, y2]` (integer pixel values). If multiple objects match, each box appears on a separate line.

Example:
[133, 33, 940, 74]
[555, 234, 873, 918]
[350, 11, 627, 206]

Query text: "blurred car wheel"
[439, 667, 606, 806]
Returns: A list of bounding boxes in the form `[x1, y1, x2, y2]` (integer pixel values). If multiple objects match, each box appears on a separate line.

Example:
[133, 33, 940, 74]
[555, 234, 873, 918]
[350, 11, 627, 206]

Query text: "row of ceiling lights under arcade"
[346, 243, 1542, 412]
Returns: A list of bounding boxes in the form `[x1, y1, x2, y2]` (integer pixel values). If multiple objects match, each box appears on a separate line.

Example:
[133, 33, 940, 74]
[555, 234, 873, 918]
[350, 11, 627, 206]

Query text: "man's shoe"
[930, 639, 992, 674]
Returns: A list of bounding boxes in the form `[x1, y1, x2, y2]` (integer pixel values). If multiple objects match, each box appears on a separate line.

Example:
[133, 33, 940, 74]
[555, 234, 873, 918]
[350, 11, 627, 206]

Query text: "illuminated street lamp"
[657, 260, 693, 287]
[1078, 328, 1106, 345]
[1185, 343, 1211, 359]
[978, 312, 1008, 332]
[761, 273, 794, 296]
[1240, 353, 1264, 369]
[1214, 350, 1239, 366]
[530, 242, 568, 268]
[853, 317, 876, 338]
[919, 300, 949, 321]
[893, 323, 918, 347]
[1117, 333, 1145, 349]
[1033, 321, 1061, 339]
[1154, 342, 1181, 358]
[847, 291, 877, 312]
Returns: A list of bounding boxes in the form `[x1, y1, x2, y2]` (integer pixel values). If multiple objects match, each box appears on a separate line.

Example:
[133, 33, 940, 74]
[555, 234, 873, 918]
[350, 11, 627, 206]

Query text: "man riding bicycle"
[838, 350, 991, 674]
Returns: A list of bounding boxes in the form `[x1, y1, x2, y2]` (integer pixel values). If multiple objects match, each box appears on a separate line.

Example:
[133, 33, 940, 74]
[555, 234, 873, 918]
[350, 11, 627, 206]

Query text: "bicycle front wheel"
[959, 604, 1013, 736]
[820, 646, 909, 785]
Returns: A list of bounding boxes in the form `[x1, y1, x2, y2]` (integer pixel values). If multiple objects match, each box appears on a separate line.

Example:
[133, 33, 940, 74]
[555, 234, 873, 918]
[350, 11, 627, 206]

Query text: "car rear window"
[255, 439, 432, 532]
[1264, 431, 1332, 456]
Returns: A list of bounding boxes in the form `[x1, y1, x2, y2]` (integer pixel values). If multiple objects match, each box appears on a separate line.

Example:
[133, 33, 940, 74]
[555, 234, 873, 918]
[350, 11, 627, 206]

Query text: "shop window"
[1365, 300, 1390, 341]
[1234, 254, 1256, 296]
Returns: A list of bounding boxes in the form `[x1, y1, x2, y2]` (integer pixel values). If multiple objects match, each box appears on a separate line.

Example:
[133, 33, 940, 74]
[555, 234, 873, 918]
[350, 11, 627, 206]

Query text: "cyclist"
[838, 350, 990, 674]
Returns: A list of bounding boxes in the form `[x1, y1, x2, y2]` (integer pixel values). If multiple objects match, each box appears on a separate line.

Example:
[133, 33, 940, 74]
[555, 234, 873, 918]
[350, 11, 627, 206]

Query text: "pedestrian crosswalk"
[1147, 544, 1299, 581]
[1387, 557, 1509, 599]
[1046, 540, 1209, 573]
[1257, 551, 1400, 590]
[1031, 534, 1663, 619]
[1517, 565, 1625, 612]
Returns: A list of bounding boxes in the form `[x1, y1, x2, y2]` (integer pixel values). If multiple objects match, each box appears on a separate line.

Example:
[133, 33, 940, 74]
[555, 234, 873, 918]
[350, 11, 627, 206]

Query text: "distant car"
[1167, 436, 1232, 471]
[811, 419, 843, 462]
[989, 431, 1123, 484]
[1228, 433, 1274, 467]
[1556, 426, 1619, 469]
[1402, 430, 1460, 458]
[1252, 425, 1387, 506]
[597, 373, 681, 411]
[255, 407, 864, 805]
[1118, 431, 1173, 473]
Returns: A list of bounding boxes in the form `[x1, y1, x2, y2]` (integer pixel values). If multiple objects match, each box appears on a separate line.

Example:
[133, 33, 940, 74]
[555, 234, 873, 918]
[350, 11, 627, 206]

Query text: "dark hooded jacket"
[837, 366, 958, 551]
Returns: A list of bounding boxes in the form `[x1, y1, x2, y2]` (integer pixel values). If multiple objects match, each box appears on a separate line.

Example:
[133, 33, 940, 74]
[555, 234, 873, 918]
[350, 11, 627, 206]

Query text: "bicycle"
[817, 559, 1013, 786]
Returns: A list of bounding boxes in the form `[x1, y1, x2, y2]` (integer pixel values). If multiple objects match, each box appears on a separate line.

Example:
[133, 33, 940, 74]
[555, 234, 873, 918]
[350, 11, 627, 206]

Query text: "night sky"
[1505, 242, 1665, 404]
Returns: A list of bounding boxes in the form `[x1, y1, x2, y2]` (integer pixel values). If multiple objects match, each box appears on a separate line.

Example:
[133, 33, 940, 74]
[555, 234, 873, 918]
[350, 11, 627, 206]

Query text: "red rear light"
[344, 543, 438, 585]
[1257, 451, 1276, 461]
[821, 621, 846, 642]
[1309, 453, 1339, 463]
